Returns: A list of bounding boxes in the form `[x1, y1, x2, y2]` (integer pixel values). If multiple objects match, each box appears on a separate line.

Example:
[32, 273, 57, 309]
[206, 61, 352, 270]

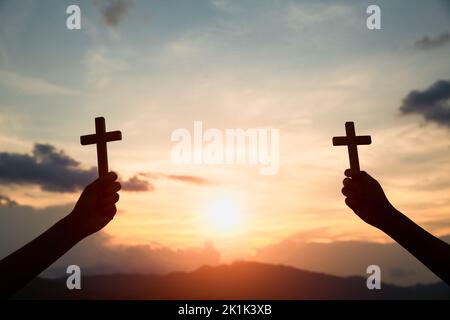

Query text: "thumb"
[359, 171, 378, 184]
[86, 172, 118, 192]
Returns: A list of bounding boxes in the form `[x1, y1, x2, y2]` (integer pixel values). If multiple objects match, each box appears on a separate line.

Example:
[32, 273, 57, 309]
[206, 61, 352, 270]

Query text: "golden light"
[205, 197, 241, 234]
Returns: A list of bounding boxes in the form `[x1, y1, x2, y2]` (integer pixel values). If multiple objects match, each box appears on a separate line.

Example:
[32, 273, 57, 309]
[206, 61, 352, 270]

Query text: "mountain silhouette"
[12, 262, 450, 299]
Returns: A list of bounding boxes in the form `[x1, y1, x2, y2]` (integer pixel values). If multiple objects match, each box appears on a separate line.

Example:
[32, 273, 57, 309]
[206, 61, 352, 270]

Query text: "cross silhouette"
[332, 121, 371, 172]
[80, 117, 122, 177]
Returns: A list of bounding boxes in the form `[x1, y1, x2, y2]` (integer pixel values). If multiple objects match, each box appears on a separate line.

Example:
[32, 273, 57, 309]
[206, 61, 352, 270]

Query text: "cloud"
[388, 267, 415, 279]
[67, 239, 220, 276]
[85, 47, 128, 89]
[0, 144, 153, 193]
[0, 194, 17, 207]
[415, 32, 450, 50]
[251, 231, 449, 286]
[97, 0, 134, 28]
[121, 172, 212, 192]
[399, 80, 450, 127]
[285, 2, 355, 31]
[164, 174, 211, 185]
[139, 172, 212, 186]
[442, 0, 450, 13]
[0, 144, 96, 192]
[165, 37, 202, 58]
[0, 203, 220, 276]
[120, 175, 155, 192]
[211, 0, 240, 14]
[0, 143, 209, 194]
[0, 70, 79, 96]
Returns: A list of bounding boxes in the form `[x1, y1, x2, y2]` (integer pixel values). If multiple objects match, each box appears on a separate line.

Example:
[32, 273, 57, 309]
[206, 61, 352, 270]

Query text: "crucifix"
[80, 117, 122, 177]
[332, 121, 371, 172]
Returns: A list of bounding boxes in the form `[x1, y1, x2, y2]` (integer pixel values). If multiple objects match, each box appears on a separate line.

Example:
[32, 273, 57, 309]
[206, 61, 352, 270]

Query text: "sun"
[205, 197, 241, 234]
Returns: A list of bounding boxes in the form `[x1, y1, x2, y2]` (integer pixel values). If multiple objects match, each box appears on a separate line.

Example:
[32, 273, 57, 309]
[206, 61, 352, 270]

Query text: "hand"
[341, 169, 396, 230]
[66, 172, 121, 239]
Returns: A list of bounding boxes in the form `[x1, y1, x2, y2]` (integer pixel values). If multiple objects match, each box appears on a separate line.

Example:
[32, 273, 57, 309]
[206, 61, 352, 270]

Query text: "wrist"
[60, 213, 87, 243]
[378, 205, 403, 234]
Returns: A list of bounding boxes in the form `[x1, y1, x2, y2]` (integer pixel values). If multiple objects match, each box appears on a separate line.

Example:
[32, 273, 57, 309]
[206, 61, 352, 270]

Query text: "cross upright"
[80, 117, 122, 177]
[332, 121, 371, 172]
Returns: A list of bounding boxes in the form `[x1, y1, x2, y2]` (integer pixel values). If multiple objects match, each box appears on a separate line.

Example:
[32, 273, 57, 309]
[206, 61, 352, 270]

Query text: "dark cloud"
[98, 0, 134, 27]
[121, 175, 155, 192]
[399, 80, 450, 127]
[0, 144, 151, 193]
[139, 172, 212, 186]
[0, 143, 209, 193]
[117, 172, 212, 192]
[165, 174, 211, 185]
[415, 32, 450, 50]
[0, 144, 96, 192]
[0, 194, 17, 207]
[0, 203, 220, 277]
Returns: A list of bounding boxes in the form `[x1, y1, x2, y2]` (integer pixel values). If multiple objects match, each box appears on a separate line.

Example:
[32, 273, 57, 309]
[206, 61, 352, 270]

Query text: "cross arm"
[332, 135, 371, 146]
[104, 131, 122, 142]
[332, 137, 348, 146]
[80, 134, 97, 145]
[80, 131, 122, 145]
[355, 135, 371, 145]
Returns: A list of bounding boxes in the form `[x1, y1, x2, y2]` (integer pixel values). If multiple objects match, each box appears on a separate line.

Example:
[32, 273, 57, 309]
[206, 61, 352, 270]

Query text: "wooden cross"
[80, 117, 122, 177]
[332, 121, 371, 172]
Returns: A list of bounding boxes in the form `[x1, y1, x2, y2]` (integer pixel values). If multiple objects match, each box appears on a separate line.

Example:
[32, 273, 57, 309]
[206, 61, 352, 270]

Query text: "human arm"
[342, 169, 450, 285]
[0, 172, 121, 299]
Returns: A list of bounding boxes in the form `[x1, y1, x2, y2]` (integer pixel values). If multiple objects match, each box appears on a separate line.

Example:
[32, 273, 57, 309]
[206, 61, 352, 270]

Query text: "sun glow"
[205, 197, 241, 234]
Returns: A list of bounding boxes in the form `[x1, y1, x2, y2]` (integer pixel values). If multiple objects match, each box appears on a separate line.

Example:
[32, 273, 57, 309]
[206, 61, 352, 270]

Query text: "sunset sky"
[1, 0, 449, 285]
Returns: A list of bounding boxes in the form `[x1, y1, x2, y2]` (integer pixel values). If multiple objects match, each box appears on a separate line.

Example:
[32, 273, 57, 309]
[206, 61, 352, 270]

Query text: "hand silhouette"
[341, 169, 450, 285]
[0, 172, 122, 298]
[341, 169, 396, 230]
[67, 172, 121, 238]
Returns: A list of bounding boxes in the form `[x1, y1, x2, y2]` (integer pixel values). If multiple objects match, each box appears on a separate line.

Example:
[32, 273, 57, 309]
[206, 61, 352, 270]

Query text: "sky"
[0, 0, 450, 285]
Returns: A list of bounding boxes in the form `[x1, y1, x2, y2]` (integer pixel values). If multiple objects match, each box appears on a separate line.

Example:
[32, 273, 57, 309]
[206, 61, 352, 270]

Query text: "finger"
[344, 169, 354, 177]
[100, 172, 118, 184]
[97, 172, 119, 194]
[85, 177, 101, 192]
[341, 187, 359, 198]
[97, 172, 118, 187]
[345, 197, 360, 210]
[99, 193, 120, 207]
[101, 205, 117, 217]
[359, 171, 377, 184]
[344, 169, 362, 178]
[343, 178, 359, 191]
[86, 172, 118, 192]
[104, 182, 121, 195]
[344, 169, 365, 182]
